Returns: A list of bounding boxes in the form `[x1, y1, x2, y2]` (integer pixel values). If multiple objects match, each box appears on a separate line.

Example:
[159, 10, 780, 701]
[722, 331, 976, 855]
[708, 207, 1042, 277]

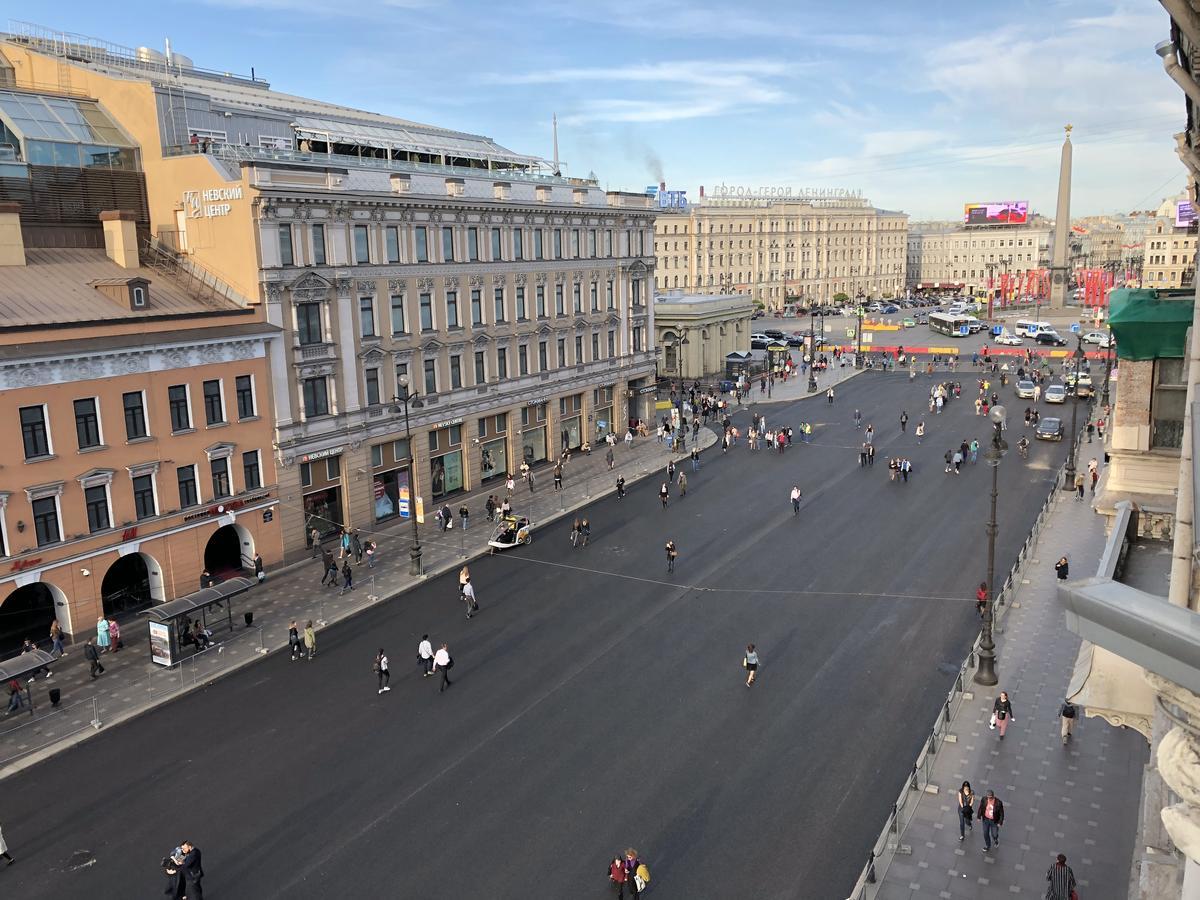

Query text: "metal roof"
[0, 90, 135, 147]
[0, 649, 56, 682]
[144, 577, 256, 622]
[291, 115, 541, 167]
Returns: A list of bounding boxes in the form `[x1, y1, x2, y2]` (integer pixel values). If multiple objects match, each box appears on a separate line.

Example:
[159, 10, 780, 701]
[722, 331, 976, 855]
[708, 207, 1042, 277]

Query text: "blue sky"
[23, 0, 1186, 219]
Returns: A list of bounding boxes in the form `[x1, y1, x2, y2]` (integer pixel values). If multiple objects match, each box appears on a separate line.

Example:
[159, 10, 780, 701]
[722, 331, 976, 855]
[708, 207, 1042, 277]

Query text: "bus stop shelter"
[143, 577, 256, 667]
[0, 648, 57, 714]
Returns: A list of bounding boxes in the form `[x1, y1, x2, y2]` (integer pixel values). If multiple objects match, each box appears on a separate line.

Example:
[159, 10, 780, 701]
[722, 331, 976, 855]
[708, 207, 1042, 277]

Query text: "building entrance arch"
[101, 552, 165, 618]
[0, 581, 67, 656]
[204, 522, 254, 580]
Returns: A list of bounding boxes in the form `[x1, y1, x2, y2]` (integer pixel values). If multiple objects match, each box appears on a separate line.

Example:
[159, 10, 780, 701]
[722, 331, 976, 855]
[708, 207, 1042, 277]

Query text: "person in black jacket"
[992, 691, 1015, 740]
[161, 848, 185, 899]
[1054, 556, 1069, 581]
[976, 790, 1004, 851]
[180, 841, 204, 899]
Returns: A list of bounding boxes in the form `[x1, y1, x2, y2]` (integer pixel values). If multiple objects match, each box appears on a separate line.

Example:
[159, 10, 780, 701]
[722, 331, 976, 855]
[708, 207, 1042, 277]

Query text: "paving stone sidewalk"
[868, 481, 1147, 900]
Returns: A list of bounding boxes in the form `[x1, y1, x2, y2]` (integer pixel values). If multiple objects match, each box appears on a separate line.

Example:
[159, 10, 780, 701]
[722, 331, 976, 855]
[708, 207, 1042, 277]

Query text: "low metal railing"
[0, 696, 101, 767]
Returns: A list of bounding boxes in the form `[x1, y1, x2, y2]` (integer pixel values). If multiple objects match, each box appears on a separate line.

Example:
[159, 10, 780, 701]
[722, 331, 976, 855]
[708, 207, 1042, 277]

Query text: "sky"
[16, 0, 1188, 220]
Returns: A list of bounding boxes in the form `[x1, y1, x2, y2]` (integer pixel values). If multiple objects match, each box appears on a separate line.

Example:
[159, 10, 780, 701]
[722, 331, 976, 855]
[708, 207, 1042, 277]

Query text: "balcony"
[296, 343, 335, 362]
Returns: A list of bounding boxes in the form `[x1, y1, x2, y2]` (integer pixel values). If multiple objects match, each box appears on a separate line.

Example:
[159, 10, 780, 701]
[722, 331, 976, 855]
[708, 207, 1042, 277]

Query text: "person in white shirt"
[462, 579, 478, 619]
[375, 649, 390, 694]
[790, 486, 803, 516]
[418, 635, 434, 677]
[433, 643, 453, 692]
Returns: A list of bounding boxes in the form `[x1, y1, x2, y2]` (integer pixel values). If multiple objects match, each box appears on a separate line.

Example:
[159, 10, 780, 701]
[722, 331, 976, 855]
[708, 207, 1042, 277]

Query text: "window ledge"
[126, 435, 153, 445]
[238, 416, 261, 424]
[24, 453, 58, 464]
[78, 444, 109, 454]
[172, 428, 197, 437]
[206, 421, 230, 430]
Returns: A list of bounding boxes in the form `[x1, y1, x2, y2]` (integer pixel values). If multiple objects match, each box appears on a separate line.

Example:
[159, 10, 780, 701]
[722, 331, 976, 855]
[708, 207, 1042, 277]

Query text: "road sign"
[1070, 322, 1081, 333]
[845, 328, 855, 338]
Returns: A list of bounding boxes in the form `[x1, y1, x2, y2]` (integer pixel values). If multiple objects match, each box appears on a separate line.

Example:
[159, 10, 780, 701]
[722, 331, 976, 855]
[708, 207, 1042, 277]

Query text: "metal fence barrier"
[0, 696, 101, 767]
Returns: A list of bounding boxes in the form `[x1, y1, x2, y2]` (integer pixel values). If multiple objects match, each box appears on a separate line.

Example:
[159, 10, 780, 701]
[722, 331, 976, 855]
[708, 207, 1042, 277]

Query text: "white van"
[1014, 319, 1054, 338]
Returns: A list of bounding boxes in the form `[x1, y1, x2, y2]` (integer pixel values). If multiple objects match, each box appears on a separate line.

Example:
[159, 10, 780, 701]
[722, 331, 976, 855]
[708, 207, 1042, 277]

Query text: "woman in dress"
[95, 616, 110, 654]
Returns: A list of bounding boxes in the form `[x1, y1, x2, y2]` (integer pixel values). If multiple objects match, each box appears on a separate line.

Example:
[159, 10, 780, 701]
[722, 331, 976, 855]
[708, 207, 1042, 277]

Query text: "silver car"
[1015, 380, 1035, 399]
[1043, 384, 1067, 404]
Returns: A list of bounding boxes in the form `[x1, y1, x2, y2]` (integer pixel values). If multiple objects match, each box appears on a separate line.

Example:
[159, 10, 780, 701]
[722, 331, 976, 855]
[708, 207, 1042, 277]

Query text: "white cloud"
[198, 0, 429, 12]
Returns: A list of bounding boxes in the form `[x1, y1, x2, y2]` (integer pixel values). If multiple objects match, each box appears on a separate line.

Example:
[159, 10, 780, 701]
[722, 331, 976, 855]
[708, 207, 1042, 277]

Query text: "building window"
[211, 457, 231, 499]
[608, 330, 616, 357]
[132, 286, 146, 307]
[633, 327, 643, 352]
[363, 367, 381, 406]
[553, 229, 563, 258]
[537, 285, 546, 318]
[446, 291, 460, 328]
[419, 292, 434, 331]
[442, 226, 455, 262]
[1153, 358, 1187, 450]
[123, 391, 148, 439]
[385, 226, 400, 263]
[312, 224, 327, 265]
[74, 397, 101, 449]
[424, 358, 438, 394]
[516, 286, 527, 320]
[605, 230, 613, 256]
[592, 332, 599, 360]
[390, 294, 407, 335]
[538, 340, 548, 371]
[573, 283, 582, 314]
[497, 347, 508, 379]
[236, 376, 255, 420]
[177, 464, 198, 507]
[415, 226, 428, 263]
[570, 229, 580, 257]
[590, 283, 599, 312]
[133, 473, 157, 520]
[494, 287, 505, 323]
[202, 380, 225, 426]
[278, 224, 294, 266]
[575, 334, 584, 363]
[632, 279, 643, 307]
[491, 227, 503, 260]
[518, 345, 529, 375]
[471, 289, 484, 326]
[297, 302, 323, 345]
[303, 376, 330, 417]
[534, 230, 544, 260]
[300, 462, 311, 488]
[474, 350, 486, 383]
[85, 484, 110, 533]
[468, 227, 479, 261]
[32, 496, 60, 546]
[557, 337, 566, 366]
[168, 385, 191, 432]
[450, 355, 463, 389]
[359, 296, 376, 337]
[514, 229, 524, 260]
[588, 230, 597, 257]
[242, 450, 262, 491]
[394, 362, 408, 395]
[354, 225, 371, 264]
[555, 284, 565, 316]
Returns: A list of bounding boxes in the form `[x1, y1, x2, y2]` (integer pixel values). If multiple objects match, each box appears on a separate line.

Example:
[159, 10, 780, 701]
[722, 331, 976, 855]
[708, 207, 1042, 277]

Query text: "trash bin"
[244, 611, 254, 627]
[49, 688, 61, 707]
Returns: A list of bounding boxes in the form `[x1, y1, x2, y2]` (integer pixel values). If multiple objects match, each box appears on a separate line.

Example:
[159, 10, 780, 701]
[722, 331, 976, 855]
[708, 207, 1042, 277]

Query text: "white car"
[995, 332, 1024, 346]
[1082, 331, 1111, 348]
[1044, 384, 1068, 404]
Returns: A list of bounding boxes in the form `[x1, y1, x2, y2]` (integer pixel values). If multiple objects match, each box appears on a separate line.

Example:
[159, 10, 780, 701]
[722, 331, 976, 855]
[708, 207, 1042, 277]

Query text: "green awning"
[1108, 288, 1194, 360]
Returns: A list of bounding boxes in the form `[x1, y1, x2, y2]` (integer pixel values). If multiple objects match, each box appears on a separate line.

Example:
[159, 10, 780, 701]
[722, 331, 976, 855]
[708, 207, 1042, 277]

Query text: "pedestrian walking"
[289, 620, 302, 661]
[578, 518, 591, 547]
[956, 781, 975, 841]
[865, 424, 874, 444]
[859, 443, 869, 467]
[1089, 457, 1099, 492]
[900, 411, 908, 433]
[325, 555, 339, 589]
[1033, 384, 1041, 403]
[340, 560, 354, 594]
[553, 462, 563, 492]
[659, 481, 669, 509]
[616, 475, 626, 499]
[107, 616, 121, 652]
[690, 446, 700, 471]
[366, 539, 377, 568]
[853, 409, 862, 429]
[1045, 854, 1077, 900]
[351, 530, 363, 564]
[1060, 698, 1077, 745]
[608, 855, 628, 898]
[49, 619, 65, 658]
[826, 387, 835, 404]
[976, 582, 988, 618]
[666, 460, 676, 483]
[915, 421, 925, 444]
[96, 616, 110, 653]
[1086, 420, 1095, 443]
[309, 527, 321, 559]
[303, 620, 316, 659]
[486, 495, 497, 522]
[790, 485, 802, 515]
[623, 848, 648, 897]
[969, 439, 979, 464]
[867, 444, 875, 467]
[665, 539, 677, 573]
[418, 634, 434, 676]
[977, 789, 1004, 851]
[678, 471, 687, 497]
[990, 690, 1014, 739]
[944, 449, 953, 473]
[1074, 472, 1085, 501]
[84, 638, 104, 678]
[743, 643, 759, 687]
[374, 649, 391, 693]
[953, 449, 963, 474]
[180, 841, 204, 900]
[433, 642, 453, 692]
[607, 447, 615, 471]
[462, 578, 479, 619]
[505, 474, 516, 496]
[1055, 556, 1069, 581]
[527, 468, 536, 493]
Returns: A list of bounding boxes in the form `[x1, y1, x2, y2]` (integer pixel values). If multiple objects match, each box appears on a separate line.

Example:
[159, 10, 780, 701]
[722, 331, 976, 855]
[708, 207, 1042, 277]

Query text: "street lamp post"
[1100, 329, 1114, 409]
[394, 376, 425, 576]
[808, 309, 818, 393]
[1064, 336, 1085, 489]
[975, 404, 1007, 686]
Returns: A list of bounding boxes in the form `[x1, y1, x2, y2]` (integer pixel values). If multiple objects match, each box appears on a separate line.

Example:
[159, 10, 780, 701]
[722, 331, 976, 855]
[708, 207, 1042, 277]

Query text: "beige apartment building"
[654, 195, 907, 309]
[905, 221, 1052, 294]
[0, 25, 657, 564]
[1142, 217, 1196, 289]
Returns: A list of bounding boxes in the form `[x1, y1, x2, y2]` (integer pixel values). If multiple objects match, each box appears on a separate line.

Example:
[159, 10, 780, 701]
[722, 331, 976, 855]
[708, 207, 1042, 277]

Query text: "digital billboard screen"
[1176, 200, 1196, 227]
[964, 201, 1029, 226]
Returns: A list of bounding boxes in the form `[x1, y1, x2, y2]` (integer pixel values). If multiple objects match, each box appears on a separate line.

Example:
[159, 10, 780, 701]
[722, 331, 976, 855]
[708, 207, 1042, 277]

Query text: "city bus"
[928, 312, 973, 337]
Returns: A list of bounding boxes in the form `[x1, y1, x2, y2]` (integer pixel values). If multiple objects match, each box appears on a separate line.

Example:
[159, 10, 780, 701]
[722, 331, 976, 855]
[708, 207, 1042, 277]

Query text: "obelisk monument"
[1048, 124, 1073, 309]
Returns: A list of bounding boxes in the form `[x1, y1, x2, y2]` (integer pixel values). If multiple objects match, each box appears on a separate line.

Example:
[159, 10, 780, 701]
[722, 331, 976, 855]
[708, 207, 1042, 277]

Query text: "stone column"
[1143, 671, 1195, 899]
[1049, 126, 1074, 309]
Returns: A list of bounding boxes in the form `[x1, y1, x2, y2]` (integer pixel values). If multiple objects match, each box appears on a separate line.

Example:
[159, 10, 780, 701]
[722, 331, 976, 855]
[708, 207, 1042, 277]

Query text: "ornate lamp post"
[1100, 327, 1114, 410]
[1064, 335, 1085, 489]
[807, 308, 819, 393]
[394, 375, 425, 576]
[975, 404, 1007, 686]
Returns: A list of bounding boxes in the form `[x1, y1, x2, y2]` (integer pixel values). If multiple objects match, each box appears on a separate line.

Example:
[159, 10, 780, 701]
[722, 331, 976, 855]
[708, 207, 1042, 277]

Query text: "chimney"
[0, 201, 25, 266]
[99, 210, 139, 269]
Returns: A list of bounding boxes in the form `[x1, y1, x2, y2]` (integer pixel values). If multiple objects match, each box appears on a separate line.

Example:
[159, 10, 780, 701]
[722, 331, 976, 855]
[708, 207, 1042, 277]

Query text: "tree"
[833, 292, 850, 304]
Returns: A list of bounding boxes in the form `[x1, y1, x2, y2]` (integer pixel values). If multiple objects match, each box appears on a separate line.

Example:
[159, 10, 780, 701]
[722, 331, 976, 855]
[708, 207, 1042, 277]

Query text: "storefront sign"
[636, 385, 658, 395]
[149, 620, 174, 667]
[526, 397, 548, 407]
[10, 557, 43, 572]
[121, 526, 138, 541]
[183, 492, 271, 522]
[263, 510, 273, 523]
[434, 417, 464, 429]
[184, 185, 244, 219]
[298, 446, 344, 463]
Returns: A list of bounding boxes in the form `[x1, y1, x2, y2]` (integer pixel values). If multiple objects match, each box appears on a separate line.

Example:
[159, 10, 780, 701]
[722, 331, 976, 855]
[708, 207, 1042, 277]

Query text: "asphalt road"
[1, 372, 1075, 900]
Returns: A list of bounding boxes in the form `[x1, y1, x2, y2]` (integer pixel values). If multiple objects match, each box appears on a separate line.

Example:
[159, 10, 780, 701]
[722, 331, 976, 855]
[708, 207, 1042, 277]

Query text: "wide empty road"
[3, 371, 1073, 899]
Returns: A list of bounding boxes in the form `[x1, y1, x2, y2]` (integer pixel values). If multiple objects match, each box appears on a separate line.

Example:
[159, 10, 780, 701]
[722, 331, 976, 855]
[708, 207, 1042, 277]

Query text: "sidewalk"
[0, 423, 718, 778]
[867, 482, 1147, 899]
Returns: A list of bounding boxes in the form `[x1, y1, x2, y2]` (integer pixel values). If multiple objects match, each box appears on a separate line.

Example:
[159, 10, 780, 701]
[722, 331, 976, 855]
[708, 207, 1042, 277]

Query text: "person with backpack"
[288, 620, 302, 661]
[374, 649, 390, 694]
[1060, 698, 1077, 745]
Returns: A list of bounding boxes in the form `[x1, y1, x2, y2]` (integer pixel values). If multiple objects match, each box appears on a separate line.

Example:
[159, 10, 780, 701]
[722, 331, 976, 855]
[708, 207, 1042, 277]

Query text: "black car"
[751, 309, 764, 319]
[750, 337, 769, 350]
[764, 329, 786, 340]
[1035, 417, 1064, 441]
[1035, 330, 1067, 347]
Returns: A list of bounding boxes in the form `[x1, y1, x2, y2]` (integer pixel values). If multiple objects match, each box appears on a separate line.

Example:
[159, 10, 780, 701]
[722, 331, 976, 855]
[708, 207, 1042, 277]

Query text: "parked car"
[786, 333, 806, 347]
[1035, 330, 1067, 347]
[1043, 384, 1068, 404]
[1082, 331, 1110, 347]
[751, 309, 765, 319]
[881, 304, 900, 314]
[996, 332, 1024, 346]
[764, 329, 786, 340]
[902, 318, 916, 328]
[751, 337, 769, 350]
[1015, 379, 1036, 399]
[1035, 416, 1064, 441]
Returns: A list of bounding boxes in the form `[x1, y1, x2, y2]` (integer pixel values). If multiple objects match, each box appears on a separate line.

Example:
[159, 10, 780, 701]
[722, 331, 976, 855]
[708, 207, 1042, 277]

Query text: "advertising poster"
[149, 620, 174, 667]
